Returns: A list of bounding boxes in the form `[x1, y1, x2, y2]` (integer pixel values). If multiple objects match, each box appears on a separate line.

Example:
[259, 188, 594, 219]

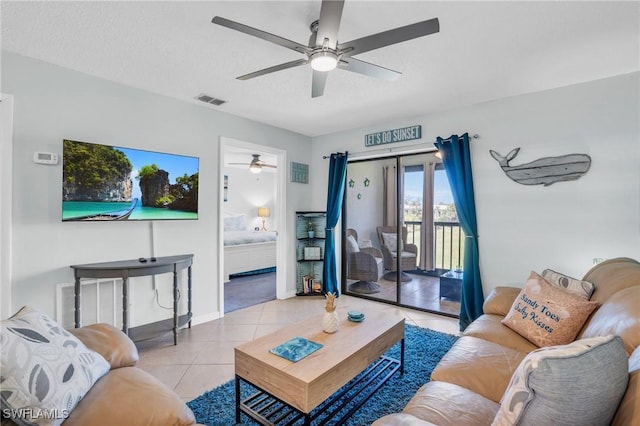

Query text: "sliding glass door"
[342, 152, 461, 317]
[343, 157, 397, 301]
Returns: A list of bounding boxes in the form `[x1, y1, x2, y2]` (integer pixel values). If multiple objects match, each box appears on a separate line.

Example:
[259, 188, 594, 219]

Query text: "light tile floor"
[348, 274, 461, 316]
[136, 295, 460, 401]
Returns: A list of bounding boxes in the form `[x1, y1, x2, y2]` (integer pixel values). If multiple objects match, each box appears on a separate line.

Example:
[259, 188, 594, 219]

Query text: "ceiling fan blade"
[316, 0, 345, 49]
[237, 59, 308, 80]
[338, 18, 439, 57]
[338, 57, 401, 81]
[311, 70, 329, 98]
[261, 164, 277, 169]
[212, 16, 311, 55]
[228, 162, 251, 166]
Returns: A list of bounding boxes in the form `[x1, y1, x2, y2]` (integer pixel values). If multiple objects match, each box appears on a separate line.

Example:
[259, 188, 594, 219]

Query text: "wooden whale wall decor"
[489, 148, 591, 186]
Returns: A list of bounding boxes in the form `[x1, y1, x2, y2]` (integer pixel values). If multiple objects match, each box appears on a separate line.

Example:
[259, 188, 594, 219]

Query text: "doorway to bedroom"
[220, 139, 286, 315]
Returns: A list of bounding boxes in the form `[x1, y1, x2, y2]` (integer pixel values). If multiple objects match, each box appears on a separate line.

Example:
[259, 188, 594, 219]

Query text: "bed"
[223, 214, 277, 282]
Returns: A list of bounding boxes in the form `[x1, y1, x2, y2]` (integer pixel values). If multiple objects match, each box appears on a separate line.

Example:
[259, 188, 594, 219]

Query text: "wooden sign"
[365, 125, 422, 147]
[489, 148, 591, 186]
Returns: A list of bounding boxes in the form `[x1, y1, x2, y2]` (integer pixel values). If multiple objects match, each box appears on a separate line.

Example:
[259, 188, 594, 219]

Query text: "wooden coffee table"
[234, 308, 405, 425]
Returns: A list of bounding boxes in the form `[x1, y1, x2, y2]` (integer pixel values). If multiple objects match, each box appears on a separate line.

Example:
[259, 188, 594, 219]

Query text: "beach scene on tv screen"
[62, 140, 199, 221]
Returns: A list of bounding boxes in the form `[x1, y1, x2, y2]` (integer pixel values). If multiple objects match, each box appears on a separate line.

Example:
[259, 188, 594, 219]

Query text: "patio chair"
[345, 229, 383, 294]
[376, 225, 418, 282]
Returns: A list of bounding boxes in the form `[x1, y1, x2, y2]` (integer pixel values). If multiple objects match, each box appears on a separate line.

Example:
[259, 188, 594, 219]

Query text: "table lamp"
[258, 207, 270, 231]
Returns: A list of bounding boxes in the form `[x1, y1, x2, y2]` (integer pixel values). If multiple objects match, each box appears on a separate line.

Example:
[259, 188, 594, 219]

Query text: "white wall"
[1, 94, 14, 319]
[345, 159, 392, 250]
[223, 167, 276, 231]
[312, 72, 640, 293]
[2, 51, 312, 324]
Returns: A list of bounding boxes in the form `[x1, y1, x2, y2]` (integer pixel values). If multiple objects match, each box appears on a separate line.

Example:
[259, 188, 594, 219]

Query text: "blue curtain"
[434, 134, 484, 330]
[323, 152, 348, 295]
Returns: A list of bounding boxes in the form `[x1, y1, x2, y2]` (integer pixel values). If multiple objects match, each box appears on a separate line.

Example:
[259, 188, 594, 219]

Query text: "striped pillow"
[542, 269, 595, 299]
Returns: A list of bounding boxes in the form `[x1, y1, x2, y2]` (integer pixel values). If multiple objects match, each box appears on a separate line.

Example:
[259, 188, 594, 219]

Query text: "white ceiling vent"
[195, 93, 226, 106]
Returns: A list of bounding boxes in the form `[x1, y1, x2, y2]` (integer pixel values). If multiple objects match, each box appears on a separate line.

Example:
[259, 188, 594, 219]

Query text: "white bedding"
[224, 230, 277, 246]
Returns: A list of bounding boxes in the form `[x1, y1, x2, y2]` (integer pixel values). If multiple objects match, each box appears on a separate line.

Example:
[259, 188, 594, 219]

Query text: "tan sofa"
[3, 323, 199, 426]
[68, 324, 200, 425]
[373, 257, 640, 425]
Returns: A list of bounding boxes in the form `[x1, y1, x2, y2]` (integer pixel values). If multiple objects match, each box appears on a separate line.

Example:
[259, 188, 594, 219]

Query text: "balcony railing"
[405, 221, 464, 271]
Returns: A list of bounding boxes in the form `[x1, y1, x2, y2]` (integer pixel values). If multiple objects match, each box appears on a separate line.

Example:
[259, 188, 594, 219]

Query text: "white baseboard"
[190, 311, 221, 326]
[282, 290, 298, 299]
[190, 293, 298, 325]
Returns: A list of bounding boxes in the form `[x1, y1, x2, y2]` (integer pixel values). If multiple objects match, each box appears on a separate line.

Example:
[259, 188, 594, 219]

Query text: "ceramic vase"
[322, 311, 339, 334]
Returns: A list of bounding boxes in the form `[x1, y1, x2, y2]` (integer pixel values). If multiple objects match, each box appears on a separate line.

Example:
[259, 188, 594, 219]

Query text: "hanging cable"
[155, 288, 180, 310]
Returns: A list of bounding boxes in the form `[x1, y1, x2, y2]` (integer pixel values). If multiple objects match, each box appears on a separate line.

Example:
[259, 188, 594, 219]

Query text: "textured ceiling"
[2, 1, 639, 137]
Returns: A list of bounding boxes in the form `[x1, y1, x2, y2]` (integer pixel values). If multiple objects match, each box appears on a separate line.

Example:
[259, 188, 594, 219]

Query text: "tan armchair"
[345, 229, 383, 293]
[376, 226, 418, 282]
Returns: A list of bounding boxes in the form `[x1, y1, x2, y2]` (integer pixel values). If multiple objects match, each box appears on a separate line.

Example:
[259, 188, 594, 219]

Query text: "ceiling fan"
[212, 0, 439, 98]
[229, 154, 277, 174]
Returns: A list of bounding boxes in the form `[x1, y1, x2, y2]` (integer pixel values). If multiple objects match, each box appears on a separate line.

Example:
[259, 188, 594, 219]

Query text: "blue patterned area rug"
[187, 324, 458, 425]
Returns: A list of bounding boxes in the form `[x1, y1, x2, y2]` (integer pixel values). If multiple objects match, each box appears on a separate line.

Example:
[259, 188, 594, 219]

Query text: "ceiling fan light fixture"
[310, 51, 338, 72]
[249, 162, 262, 174]
[213, 2, 441, 97]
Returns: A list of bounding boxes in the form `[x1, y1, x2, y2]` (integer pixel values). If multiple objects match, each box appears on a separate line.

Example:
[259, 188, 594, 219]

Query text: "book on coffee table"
[269, 337, 323, 362]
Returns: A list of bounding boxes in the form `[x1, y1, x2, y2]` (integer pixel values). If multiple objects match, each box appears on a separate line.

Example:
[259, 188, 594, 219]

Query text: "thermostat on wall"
[33, 152, 58, 165]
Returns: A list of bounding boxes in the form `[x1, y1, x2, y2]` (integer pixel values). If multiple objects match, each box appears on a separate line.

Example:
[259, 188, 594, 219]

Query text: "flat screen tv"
[62, 139, 199, 221]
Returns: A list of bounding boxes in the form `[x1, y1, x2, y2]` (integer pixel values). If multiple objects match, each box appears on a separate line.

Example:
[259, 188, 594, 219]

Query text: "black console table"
[70, 254, 193, 345]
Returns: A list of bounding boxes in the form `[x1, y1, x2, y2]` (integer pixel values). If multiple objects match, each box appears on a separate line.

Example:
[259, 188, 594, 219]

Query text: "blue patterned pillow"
[0, 306, 110, 426]
[493, 335, 628, 426]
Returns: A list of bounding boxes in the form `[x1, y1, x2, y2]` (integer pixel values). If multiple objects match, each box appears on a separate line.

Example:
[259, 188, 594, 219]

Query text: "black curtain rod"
[322, 134, 479, 159]
[437, 133, 480, 143]
[322, 151, 349, 160]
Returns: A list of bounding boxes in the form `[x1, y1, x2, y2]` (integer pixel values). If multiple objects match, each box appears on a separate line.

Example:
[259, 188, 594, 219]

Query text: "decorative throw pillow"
[501, 272, 599, 347]
[346, 235, 360, 254]
[381, 232, 398, 252]
[1, 306, 110, 426]
[223, 214, 246, 231]
[492, 335, 628, 426]
[542, 269, 595, 299]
